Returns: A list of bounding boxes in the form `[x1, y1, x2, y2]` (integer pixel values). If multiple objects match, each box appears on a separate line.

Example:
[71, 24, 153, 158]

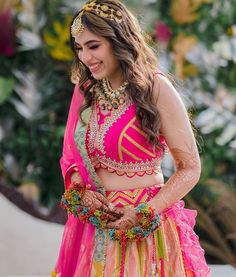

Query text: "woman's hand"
[106, 206, 139, 230]
[80, 190, 108, 210]
[80, 190, 123, 220]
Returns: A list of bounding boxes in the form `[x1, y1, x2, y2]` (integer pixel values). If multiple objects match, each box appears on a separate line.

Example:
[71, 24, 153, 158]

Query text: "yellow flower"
[44, 15, 73, 61]
[182, 62, 199, 77]
[94, 210, 102, 217]
[170, 0, 212, 24]
[172, 34, 198, 79]
[126, 230, 135, 239]
[226, 26, 234, 37]
[0, 0, 19, 12]
[100, 221, 107, 229]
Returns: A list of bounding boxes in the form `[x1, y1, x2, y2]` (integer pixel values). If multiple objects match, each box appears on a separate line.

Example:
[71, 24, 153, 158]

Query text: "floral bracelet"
[108, 203, 161, 243]
[60, 186, 110, 229]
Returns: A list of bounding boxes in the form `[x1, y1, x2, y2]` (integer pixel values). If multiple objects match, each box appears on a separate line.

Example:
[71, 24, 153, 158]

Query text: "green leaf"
[0, 77, 15, 104]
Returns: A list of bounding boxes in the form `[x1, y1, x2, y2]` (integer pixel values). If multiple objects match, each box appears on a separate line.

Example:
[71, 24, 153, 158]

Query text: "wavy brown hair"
[70, 0, 164, 148]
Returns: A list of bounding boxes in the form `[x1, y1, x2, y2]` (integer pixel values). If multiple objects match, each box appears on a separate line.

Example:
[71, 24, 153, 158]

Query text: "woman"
[53, 0, 211, 276]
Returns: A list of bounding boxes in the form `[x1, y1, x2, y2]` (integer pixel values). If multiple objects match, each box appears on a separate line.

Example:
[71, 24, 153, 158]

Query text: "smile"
[89, 63, 102, 73]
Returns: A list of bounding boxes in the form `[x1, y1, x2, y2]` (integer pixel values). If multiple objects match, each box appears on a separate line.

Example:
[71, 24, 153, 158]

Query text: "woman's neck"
[107, 72, 124, 90]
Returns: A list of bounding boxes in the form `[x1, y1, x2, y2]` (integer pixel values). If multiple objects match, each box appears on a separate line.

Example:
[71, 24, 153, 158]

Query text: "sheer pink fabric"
[54, 85, 96, 276]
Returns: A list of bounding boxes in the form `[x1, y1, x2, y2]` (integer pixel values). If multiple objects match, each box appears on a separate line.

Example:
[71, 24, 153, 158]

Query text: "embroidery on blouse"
[86, 99, 166, 177]
[94, 98, 132, 154]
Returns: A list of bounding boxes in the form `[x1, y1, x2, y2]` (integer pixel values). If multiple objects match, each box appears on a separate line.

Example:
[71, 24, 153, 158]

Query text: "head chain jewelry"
[71, 0, 123, 37]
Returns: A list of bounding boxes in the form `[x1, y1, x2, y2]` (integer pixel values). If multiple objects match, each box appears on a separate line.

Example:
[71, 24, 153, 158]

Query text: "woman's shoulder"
[152, 71, 178, 105]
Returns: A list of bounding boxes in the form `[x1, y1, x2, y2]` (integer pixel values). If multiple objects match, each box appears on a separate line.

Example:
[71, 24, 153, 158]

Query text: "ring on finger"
[108, 203, 115, 210]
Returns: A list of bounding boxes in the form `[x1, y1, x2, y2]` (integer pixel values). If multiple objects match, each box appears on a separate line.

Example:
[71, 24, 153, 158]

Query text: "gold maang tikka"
[71, 0, 123, 37]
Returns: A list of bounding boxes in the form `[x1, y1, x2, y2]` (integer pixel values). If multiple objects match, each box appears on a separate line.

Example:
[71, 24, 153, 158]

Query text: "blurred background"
[0, 0, 236, 275]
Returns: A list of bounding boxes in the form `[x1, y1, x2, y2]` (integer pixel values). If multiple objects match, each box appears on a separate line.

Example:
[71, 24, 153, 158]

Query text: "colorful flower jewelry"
[108, 203, 161, 243]
[60, 186, 110, 229]
[61, 186, 161, 240]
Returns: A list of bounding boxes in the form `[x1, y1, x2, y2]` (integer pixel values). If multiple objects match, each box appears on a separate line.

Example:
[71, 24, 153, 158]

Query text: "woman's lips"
[89, 62, 102, 73]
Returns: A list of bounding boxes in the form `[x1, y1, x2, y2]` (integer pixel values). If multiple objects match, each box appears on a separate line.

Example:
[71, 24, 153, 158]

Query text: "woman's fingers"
[108, 206, 124, 218]
[106, 219, 122, 229]
[94, 191, 109, 206]
[105, 213, 118, 221]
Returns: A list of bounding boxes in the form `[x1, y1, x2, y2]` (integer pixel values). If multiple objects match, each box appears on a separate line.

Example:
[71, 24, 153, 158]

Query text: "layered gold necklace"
[95, 78, 128, 111]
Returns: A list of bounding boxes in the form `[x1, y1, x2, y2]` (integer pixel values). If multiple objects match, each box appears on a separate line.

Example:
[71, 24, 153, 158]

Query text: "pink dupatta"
[54, 85, 97, 277]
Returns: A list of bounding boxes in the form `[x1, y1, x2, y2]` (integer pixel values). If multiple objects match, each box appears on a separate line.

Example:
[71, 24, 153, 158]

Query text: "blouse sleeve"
[149, 74, 201, 214]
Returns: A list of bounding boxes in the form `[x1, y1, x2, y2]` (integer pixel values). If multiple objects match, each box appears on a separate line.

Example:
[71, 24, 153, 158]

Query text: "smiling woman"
[52, 1, 211, 277]
[74, 29, 121, 83]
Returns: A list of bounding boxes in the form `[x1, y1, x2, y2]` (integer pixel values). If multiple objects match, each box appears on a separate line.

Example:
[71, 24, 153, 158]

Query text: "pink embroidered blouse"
[85, 98, 168, 177]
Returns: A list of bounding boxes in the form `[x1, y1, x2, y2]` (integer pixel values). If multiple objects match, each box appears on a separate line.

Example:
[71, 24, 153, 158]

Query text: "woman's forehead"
[74, 28, 103, 45]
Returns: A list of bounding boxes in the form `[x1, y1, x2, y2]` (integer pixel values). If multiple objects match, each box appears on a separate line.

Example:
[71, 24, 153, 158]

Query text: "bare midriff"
[96, 167, 164, 191]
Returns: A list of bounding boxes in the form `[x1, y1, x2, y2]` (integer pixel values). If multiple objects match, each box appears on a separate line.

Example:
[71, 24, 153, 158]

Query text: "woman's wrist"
[108, 202, 161, 243]
[70, 172, 82, 185]
[60, 186, 111, 228]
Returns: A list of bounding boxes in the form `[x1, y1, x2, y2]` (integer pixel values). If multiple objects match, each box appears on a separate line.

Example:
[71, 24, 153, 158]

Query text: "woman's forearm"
[149, 165, 201, 214]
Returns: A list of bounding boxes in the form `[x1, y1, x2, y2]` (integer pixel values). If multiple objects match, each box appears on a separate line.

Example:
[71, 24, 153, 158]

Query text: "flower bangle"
[60, 185, 110, 229]
[109, 203, 161, 243]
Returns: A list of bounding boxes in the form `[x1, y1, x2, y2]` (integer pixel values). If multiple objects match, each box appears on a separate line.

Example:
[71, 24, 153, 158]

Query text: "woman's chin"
[91, 69, 107, 80]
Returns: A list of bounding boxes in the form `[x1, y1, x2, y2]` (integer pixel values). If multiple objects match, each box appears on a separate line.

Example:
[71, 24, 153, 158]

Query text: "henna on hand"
[106, 206, 139, 230]
[80, 190, 106, 210]
[79, 190, 121, 220]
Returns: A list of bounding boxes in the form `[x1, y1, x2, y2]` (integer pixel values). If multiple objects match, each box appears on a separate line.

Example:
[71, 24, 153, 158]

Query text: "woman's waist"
[96, 167, 164, 191]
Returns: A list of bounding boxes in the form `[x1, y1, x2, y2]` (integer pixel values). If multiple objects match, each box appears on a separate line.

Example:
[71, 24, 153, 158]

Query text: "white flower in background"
[16, 28, 42, 50]
[213, 36, 236, 62]
[216, 122, 236, 146]
[229, 139, 236, 149]
[195, 86, 236, 148]
[186, 43, 220, 72]
[196, 109, 228, 134]
[16, 0, 45, 50]
[10, 71, 42, 121]
[4, 153, 20, 180]
[17, 0, 45, 30]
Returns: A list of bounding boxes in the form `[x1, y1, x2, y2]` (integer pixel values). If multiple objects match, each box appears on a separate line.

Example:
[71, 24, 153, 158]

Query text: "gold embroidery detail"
[120, 146, 141, 161]
[123, 134, 157, 158]
[131, 124, 147, 137]
[94, 99, 131, 154]
[118, 116, 136, 159]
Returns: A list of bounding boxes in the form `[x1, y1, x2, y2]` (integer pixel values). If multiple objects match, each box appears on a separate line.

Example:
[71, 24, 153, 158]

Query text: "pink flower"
[0, 10, 16, 56]
[154, 21, 172, 45]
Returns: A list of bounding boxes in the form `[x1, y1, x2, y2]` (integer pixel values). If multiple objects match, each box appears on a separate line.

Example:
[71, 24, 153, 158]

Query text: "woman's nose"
[79, 49, 92, 64]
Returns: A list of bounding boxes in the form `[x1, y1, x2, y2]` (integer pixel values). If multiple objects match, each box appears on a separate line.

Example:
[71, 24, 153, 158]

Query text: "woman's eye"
[90, 45, 99, 50]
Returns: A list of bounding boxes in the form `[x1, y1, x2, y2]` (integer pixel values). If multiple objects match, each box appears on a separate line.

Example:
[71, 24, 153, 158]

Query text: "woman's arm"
[148, 75, 201, 214]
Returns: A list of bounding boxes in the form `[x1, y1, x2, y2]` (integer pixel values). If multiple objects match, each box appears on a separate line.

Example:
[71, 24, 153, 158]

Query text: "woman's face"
[74, 28, 121, 82]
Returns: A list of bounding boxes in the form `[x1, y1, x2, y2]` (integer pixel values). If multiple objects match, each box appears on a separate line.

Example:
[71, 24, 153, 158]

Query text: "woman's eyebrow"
[75, 40, 101, 46]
